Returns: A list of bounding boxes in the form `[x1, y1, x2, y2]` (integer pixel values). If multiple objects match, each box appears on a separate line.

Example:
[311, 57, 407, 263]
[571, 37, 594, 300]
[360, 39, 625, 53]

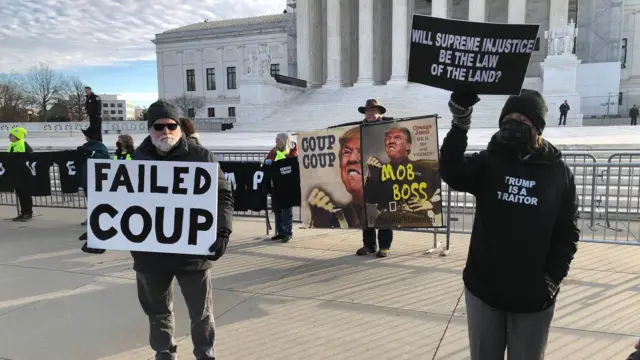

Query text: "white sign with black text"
[87, 159, 219, 255]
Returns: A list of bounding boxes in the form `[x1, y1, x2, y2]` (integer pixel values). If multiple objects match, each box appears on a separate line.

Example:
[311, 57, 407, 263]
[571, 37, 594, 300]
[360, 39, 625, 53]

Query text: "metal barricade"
[4, 153, 640, 247]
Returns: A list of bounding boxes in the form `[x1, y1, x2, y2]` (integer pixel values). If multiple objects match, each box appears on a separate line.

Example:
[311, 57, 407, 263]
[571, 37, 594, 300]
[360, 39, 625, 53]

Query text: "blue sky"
[60, 60, 159, 108]
[0, 0, 286, 108]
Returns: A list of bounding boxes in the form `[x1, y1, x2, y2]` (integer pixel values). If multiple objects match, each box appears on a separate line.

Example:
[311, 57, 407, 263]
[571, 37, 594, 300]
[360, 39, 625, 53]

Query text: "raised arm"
[439, 91, 484, 195]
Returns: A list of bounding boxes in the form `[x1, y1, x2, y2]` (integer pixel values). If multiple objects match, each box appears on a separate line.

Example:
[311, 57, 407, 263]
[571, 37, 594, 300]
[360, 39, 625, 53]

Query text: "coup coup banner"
[298, 124, 365, 229]
[361, 116, 443, 228]
[87, 159, 219, 255]
[408, 15, 540, 95]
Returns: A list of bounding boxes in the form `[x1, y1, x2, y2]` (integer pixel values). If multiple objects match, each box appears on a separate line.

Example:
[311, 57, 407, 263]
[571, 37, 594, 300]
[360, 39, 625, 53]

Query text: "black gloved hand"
[449, 87, 480, 130]
[544, 275, 559, 299]
[206, 229, 231, 261]
[81, 242, 106, 255]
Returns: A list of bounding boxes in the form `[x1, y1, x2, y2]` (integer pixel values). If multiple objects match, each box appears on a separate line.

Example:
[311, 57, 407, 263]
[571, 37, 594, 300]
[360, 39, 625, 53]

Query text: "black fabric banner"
[219, 161, 268, 212]
[268, 157, 301, 208]
[53, 151, 82, 194]
[408, 15, 539, 95]
[0, 151, 77, 196]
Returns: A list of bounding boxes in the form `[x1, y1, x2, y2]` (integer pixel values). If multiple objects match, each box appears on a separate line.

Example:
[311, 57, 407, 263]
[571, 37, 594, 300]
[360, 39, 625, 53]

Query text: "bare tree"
[168, 93, 206, 118]
[22, 62, 67, 122]
[0, 74, 27, 122]
[64, 76, 87, 122]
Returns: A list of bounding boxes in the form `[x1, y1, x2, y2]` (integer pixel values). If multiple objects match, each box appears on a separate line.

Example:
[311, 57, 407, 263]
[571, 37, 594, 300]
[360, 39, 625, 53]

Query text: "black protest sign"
[269, 157, 301, 208]
[219, 161, 267, 212]
[86, 160, 219, 255]
[408, 15, 539, 95]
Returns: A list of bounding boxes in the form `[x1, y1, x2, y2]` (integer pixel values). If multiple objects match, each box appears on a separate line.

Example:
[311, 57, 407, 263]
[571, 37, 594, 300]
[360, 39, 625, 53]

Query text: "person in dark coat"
[440, 88, 580, 359]
[7, 127, 34, 221]
[264, 132, 298, 242]
[558, 100, 570, 126]
[81, 100, 233, 360]
[77, 126, 110, 240]
[84, 86, 103, 141]
[629, 105, 639, 126]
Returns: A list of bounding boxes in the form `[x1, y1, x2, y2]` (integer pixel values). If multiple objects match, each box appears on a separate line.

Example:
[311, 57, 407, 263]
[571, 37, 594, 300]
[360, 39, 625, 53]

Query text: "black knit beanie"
[499, 89, 548, 134]
[147, 100, 180, 128]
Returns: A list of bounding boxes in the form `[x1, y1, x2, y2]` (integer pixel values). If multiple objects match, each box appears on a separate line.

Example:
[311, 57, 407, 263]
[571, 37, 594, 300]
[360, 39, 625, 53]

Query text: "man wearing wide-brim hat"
[317, 99, 394, 257]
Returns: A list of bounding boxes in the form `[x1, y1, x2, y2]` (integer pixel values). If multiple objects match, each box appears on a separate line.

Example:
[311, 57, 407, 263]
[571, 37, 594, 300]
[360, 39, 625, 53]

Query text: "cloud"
[0, 0, 285, 73]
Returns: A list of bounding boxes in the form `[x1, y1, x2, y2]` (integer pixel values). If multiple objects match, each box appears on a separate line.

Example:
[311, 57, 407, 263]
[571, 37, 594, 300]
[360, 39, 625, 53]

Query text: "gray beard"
[152, 136, 179, 154]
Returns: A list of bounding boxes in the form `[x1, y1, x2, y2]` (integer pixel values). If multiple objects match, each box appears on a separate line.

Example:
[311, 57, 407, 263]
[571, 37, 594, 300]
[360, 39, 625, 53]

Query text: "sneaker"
[376, 249, 390, 258]
[280, 235, 292, 243]
[356, 246, 377, 256]
[270, 234, 284, 241]
[79, 232, 88, 241]
[12, 214, 25, 222]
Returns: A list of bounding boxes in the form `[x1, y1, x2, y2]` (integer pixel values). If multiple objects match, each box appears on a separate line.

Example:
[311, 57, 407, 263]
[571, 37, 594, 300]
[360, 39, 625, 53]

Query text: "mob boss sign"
[408, 15, 539, 95]
[86, 160, 219, 255]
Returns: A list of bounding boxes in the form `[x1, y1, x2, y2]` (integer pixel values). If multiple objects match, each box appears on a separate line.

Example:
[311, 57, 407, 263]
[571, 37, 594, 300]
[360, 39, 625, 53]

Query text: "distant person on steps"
[558, 100, 570, 126]
[629, 105, 639, 126]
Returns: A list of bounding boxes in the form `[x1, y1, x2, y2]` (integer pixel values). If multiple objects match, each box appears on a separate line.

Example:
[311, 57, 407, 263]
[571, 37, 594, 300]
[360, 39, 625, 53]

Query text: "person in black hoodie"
[82, 100, 233, 360]
[440, 89, 579, 359]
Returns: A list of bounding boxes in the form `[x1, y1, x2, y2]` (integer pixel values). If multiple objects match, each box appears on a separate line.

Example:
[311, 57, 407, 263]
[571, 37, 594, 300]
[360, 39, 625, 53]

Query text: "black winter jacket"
[130, 136, 234, 273]
[85, 92, 102, 118]
[440, 126, 579, 313]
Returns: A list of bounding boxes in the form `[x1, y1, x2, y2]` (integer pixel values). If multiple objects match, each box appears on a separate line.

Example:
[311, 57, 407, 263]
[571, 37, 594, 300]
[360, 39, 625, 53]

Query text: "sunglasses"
[152, 123, 179, 131]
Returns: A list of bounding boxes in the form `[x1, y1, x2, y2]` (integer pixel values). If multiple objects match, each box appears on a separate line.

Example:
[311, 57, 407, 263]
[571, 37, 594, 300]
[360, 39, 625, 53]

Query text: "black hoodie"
[440, 126, 579, 313]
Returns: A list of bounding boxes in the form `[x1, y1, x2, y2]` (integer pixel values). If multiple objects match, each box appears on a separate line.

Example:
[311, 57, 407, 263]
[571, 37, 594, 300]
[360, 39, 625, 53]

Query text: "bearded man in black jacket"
[440, 88, 579, 360]
[82, 100, 233, 360]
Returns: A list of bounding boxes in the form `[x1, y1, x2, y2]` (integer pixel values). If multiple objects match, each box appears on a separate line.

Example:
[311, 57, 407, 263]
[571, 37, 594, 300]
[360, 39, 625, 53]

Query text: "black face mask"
[499, 118, 533, 151]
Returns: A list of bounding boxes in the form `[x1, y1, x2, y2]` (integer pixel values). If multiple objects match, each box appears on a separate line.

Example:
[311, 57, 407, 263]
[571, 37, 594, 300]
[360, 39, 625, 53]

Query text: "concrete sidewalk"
[0, 207, 638, 359]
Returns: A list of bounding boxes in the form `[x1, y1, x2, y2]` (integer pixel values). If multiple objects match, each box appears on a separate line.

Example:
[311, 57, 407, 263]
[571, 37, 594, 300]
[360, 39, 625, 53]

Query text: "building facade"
[153, 11, 296, 119]
[98, 94, 135, 121]
[154, 0, 632, 120]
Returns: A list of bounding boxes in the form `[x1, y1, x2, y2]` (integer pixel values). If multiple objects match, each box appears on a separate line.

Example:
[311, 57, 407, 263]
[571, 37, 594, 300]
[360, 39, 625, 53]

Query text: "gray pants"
[465, 288, 554, 360]
[136, 270, 216, 360]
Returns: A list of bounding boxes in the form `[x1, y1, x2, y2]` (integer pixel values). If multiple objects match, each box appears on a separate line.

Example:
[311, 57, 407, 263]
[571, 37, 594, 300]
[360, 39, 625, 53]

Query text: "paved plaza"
[0, 206, 639, 359]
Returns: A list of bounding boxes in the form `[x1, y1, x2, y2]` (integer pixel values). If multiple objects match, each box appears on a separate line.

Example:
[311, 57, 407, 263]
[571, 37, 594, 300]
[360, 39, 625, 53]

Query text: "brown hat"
[358, 99, 386, 114]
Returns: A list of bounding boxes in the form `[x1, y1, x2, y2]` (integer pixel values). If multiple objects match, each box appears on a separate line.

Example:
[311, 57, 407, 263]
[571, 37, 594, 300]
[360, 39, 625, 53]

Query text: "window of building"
[227, 67, 237, 89]
[270, 63, 280, 76]
[117, 110, 123, 114]
[118, 117, 123, 120]
[103, 103, 108, 108]
[103, 110, 109, 114]
[206, 68, 216, 90]
[228, 107, 236, 117]
[622, 38, 628, 69]
[110, 103, 115, 107]
[110, 110, 116, 114]
[187, 108, 195, 118]
[186, 69, 196, 91]
[619, 92, 624, 106]
[117, 103, 123, 107]
[207, 108, 216, 117]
